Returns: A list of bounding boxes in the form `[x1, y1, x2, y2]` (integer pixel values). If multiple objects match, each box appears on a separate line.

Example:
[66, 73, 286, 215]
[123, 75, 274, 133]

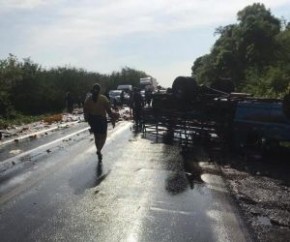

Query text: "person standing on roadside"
[145, 89, 152, 107]
[132, 88, 144, 127]
[83, 83, 117, 162]
[120, 90, 125, 108]
[65, 91, 74, 113]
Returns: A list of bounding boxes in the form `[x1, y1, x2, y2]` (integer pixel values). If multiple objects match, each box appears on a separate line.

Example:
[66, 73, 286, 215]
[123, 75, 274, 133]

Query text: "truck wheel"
[245, 131, 262, 148]
[283, 93, 290, 119]
[172, 76, 198, 101]
[152, 94, 176, 113]
[264, 139, 279, 150]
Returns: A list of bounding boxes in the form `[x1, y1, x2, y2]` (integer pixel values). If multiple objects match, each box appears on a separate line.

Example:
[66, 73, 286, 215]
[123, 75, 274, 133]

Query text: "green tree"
[192, 3, 287, 97]
[0, 54, 22, 117]
[0, 54, 153, 118]
[236, 3, 281, 71]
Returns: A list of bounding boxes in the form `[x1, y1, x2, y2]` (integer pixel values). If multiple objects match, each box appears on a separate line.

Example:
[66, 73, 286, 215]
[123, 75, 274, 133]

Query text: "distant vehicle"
[117, 84, 133, 92]
[108, 90, 130, 105]
[140, 77, 158, 92]
[108, 90, 122, 105]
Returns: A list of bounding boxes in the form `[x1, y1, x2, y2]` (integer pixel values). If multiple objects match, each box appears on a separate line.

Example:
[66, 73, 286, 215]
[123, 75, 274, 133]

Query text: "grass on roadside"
[0, 113, 62, 129]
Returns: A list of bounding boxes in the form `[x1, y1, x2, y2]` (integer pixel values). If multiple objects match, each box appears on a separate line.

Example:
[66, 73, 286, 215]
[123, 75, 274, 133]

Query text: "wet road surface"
[0, 122, 88, 161]
[0, 122, 251, 241]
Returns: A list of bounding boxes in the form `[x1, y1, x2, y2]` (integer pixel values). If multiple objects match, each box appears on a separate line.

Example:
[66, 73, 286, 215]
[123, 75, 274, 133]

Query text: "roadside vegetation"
[192, 3, 290, 98]
[0, 113, 46, 129]
[0, 55, 149, 129]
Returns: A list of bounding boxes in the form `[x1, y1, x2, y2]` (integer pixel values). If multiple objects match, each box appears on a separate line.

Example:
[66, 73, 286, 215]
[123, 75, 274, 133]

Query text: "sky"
[1, 0, 290, 87]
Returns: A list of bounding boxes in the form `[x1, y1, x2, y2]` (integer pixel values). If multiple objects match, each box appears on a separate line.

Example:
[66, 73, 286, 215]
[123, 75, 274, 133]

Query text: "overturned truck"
[143, 76, 290, 150]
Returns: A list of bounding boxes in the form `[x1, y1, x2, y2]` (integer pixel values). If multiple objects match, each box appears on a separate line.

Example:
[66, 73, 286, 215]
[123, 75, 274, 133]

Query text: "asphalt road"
[0, 121, 252, 242]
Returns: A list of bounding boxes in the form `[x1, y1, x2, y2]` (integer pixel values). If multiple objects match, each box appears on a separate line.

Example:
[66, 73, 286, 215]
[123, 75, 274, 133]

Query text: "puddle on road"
[165, 170, 206, 194]
[165, 172, 188, 194]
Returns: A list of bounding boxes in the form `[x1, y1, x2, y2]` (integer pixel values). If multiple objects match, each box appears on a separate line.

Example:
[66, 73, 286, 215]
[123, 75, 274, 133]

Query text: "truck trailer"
[140, 77, 158, 92]
[143, 76, 290, 151]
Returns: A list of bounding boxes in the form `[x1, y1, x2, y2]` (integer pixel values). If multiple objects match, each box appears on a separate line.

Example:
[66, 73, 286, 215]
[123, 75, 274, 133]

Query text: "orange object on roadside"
[43, 114, 63, 124]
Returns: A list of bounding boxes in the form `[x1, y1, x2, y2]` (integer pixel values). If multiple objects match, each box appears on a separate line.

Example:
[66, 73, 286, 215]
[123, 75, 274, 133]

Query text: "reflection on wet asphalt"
[0, 123, 88, 161]
[0, 122, 251, 242]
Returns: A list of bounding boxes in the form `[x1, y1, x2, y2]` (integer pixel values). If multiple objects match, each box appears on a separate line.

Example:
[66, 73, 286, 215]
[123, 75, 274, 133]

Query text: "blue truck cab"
[233, 99, 290, 149]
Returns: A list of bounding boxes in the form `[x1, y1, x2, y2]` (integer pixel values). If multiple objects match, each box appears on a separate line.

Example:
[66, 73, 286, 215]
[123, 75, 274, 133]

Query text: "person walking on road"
[83, 83, 117, 162]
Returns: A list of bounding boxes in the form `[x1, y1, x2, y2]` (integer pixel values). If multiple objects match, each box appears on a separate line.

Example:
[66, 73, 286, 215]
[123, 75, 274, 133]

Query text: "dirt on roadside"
[212, 147, 290, 242]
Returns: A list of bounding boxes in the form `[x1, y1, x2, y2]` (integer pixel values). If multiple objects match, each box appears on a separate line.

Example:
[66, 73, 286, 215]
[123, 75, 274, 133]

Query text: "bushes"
[0, 55, 150, 122]
[0, 113, 45, 129]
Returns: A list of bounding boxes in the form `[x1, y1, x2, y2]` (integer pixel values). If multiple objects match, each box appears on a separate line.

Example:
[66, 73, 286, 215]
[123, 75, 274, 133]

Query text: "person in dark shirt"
[145, 89, 152, 107]
[65, 92, 74, 113]
[120, 91, 125, 108]
[132, 88, 144, 127]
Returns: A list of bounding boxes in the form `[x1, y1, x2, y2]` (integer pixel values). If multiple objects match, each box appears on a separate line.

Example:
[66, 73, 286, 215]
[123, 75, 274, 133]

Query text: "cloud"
[20, 0, 289, 56]
[0, 0, 47, 9]
[25, 0, 290, 41]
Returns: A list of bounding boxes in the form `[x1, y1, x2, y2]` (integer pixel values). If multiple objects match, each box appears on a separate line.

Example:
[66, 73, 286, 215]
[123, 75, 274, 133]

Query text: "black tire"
[283, 93, 290, 119]
[152, 94, 176, 112]
[172, 76, 198, 101]
[246, 131, 261, 146]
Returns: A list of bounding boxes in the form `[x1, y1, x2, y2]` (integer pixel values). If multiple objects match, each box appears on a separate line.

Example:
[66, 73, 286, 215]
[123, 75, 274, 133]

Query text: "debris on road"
[9, 149, 22, 155]
[220, 156, 290, 242]
[0, 107, 132, 144]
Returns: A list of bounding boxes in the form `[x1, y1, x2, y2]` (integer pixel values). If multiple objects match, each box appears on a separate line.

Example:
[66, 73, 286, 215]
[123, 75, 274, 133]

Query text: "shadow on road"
[140, 125, 290, 187]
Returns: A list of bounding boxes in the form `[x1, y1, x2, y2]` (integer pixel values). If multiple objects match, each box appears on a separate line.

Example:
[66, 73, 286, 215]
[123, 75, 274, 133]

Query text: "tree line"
[0, 54, 149, 118]
[191, 3, 290, 98]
